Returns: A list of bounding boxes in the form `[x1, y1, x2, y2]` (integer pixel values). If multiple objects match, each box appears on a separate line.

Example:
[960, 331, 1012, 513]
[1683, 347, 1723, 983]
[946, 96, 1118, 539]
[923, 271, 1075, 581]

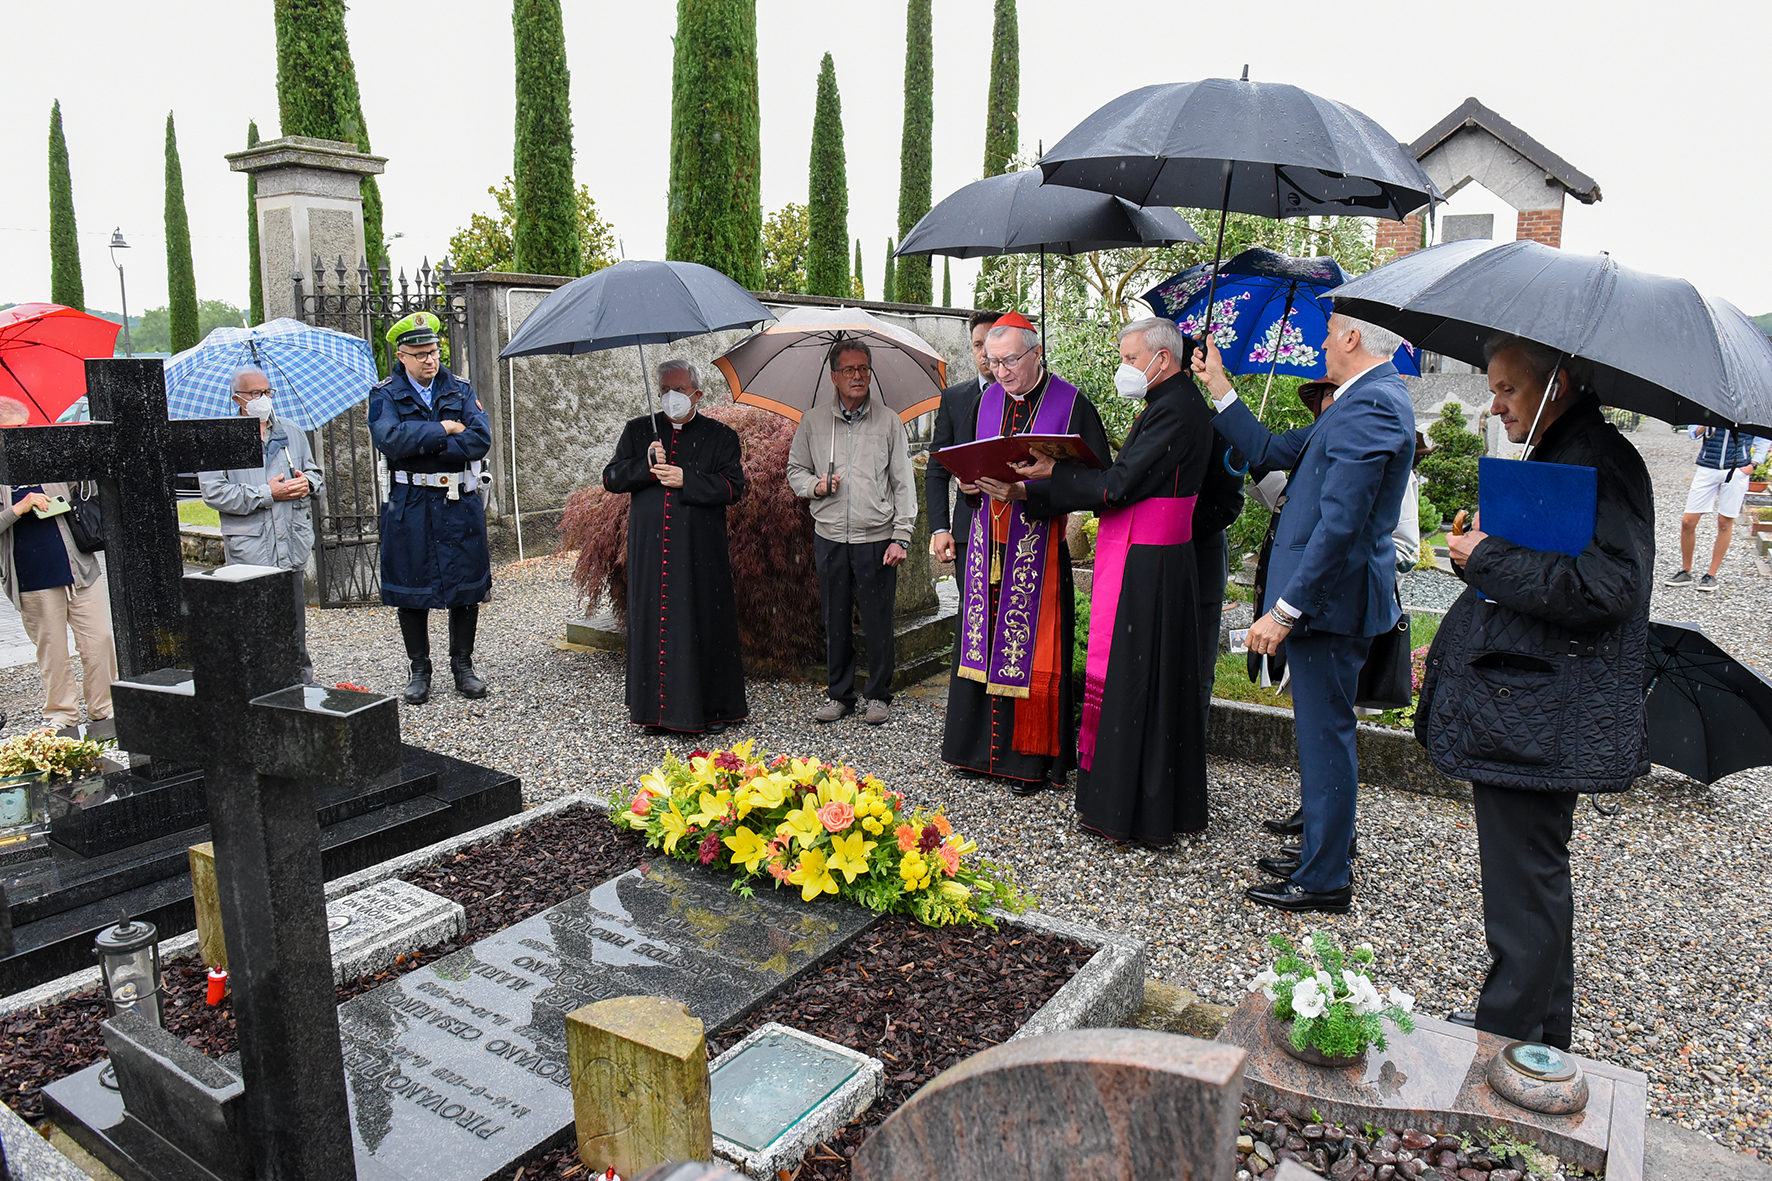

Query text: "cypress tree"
[883, 238, 897, 304]
[164, 112, 199, 353]
[47, 101, 83, 311]
[942, 257, 952, 306]
[273, 0, 387, 280]
[894, 0, 933, 304]
[852, 240, 864, 301]
[245, 121, 264, 325]
[805, 53, 850, 298]
[512, 0, 579, 276]
[664, 0, 763, 287]
[981, 0, 1019, 178]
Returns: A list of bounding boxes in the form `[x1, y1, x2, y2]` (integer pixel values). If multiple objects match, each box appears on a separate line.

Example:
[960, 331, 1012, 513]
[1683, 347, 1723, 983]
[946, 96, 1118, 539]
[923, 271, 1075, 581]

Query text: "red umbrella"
[0, 303, 123, 424]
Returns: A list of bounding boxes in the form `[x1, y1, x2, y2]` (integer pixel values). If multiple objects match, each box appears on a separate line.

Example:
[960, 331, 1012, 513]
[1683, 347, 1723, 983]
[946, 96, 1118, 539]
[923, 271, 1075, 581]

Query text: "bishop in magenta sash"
[942, 314, 1110, 792]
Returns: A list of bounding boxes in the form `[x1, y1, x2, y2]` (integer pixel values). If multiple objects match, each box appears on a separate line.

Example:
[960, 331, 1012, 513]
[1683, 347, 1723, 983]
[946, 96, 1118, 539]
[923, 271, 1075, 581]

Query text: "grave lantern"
[95, 917, 163, 1027]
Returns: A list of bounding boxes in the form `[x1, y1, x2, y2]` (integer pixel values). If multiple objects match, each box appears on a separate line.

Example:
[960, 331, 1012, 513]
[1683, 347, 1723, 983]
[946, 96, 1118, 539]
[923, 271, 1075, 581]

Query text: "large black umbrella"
[895, 169, 1198, 346]
[1644, 620, 1772, 784]
[1331, 239, 1772, 436]
[1038, 70, 1439, 337]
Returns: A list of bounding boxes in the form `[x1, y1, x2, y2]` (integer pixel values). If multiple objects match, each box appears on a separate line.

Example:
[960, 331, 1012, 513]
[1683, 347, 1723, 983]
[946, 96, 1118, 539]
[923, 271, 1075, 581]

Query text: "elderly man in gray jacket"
[787, 341, 917, 725]
[200, 365, 326, 683]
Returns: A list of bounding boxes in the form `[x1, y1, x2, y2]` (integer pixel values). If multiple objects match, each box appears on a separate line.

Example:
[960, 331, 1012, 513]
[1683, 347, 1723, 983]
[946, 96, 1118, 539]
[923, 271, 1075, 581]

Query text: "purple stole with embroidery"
[956, 376, 1078, 698]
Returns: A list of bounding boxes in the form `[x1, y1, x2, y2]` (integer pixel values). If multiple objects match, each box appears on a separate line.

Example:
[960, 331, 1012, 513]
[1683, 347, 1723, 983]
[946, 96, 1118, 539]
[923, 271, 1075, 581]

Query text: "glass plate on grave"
[710, 1029, 862, 1152]
[0, 773, 51, 865]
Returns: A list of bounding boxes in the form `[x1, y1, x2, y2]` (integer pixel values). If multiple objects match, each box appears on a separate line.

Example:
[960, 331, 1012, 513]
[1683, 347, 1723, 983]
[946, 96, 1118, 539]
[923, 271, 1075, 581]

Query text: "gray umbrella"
[1331, 239, 1772, 436]
[895, 169, 1199, 344]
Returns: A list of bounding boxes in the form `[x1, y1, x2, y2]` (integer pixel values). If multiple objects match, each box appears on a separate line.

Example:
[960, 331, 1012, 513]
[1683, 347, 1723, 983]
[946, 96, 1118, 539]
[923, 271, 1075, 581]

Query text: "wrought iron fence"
[294, 255, 467, 606]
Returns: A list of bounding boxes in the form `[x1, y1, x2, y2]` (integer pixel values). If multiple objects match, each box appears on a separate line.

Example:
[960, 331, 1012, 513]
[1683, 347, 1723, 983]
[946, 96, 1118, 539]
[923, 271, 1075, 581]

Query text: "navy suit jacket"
[1213, 362, 1416, 638]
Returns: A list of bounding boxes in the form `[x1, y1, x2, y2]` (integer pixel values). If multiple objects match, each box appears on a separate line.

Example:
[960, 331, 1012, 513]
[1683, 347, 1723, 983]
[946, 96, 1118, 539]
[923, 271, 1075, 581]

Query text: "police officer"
[369, 312, 493, 703]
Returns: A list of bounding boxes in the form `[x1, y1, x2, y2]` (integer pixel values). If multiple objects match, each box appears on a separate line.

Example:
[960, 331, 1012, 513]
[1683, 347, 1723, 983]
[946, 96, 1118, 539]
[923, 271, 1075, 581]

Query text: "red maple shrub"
[558, 402, 822, 674]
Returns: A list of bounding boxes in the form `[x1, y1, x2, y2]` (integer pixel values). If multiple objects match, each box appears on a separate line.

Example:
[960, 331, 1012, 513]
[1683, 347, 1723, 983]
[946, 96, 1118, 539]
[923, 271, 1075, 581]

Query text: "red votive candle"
[206, 967, 228, 1005]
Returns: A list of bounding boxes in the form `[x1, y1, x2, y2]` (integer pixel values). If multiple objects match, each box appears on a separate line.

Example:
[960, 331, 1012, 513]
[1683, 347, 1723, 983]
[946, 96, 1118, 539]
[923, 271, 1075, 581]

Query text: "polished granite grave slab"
[335, 859, 878, 1181]
[1218, 992, 1647, 1180]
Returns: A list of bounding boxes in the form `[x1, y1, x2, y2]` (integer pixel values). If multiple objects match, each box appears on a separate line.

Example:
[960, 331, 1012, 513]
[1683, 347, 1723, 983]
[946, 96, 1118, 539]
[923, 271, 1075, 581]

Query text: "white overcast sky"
[1, 0, 1764, 318]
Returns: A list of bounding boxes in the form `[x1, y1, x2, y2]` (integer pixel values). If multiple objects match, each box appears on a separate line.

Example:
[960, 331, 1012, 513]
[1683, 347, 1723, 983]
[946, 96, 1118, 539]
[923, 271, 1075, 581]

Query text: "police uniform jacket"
[368, 365, 493, 609]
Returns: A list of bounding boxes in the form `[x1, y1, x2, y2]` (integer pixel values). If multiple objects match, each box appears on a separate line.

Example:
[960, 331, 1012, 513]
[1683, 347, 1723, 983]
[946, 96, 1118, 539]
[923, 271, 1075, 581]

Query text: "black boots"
[448, 605, 488, 699]
[398, 607, 487, 701]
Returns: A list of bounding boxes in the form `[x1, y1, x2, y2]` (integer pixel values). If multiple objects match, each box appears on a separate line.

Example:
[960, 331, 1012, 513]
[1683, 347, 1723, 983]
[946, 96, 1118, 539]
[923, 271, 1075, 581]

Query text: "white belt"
[394, 470, 472, 489]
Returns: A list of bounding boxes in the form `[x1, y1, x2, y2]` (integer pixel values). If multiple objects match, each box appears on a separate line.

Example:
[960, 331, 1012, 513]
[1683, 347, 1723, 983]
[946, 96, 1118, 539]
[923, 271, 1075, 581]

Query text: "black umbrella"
[1644, 620, 1772, 784]
[1331, 239, 1772, 436]
[1038, 69, 1439, 338]
[894, 168, 1199, 345]
[499, 259, 774, 439]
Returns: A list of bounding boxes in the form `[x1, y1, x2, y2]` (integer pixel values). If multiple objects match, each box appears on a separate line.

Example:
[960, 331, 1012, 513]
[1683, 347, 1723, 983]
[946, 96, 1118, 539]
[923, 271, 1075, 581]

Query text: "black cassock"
[941, 375, 1112, 784]
[601, 412, 748, 732]
[1024, 372, 1212, 843]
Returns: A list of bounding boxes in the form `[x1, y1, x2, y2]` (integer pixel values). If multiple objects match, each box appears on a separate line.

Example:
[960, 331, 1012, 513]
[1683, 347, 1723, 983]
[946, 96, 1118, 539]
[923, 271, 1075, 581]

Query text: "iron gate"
[294, 255, 468, 606]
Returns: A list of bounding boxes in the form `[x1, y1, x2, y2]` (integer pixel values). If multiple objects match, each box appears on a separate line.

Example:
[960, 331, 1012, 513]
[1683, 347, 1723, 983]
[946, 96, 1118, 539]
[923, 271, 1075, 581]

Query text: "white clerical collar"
[670, 412, 695, 431]
[1333, 359, 1385, 401]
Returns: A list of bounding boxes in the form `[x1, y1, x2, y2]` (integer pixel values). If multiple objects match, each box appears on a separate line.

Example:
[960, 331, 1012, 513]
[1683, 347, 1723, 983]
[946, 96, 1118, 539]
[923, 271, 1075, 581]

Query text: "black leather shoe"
[403, 660, 432, 705]
[1280, 834, 1360, 860]
[1245, 879, 1353, 914]
[951, 767, 985, 780]
[1256, 853, 1302, 879]
[1008, 778, 1044, 797]
[451, 656, 488, 699]
[1448, 1011, 1477, 1028]
[1262, 807, 1304, 836]
[704, 720, 728, 735]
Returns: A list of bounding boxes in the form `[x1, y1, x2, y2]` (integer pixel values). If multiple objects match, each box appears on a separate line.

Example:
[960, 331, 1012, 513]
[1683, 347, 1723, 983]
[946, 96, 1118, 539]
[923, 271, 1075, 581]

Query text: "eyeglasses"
[833, 365, 872, 380]
[400, 349, 440, 361]
[984, 348, 1034, 370]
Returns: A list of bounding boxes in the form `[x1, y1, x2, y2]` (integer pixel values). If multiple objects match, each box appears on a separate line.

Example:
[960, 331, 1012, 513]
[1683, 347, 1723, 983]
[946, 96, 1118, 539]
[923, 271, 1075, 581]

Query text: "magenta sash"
[1077, 495, 1198, 771]
[957, 376, 1079, 695]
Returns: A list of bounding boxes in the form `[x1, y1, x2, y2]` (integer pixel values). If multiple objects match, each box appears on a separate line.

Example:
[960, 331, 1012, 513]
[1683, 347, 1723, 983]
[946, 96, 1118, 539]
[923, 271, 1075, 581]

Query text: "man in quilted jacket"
[1421, 334, 1654, 1050]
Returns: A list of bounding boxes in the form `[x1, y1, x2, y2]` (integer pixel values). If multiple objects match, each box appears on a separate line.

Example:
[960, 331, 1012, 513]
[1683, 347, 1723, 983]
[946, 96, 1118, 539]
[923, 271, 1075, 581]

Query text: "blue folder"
[1476, 455, 1597, 563]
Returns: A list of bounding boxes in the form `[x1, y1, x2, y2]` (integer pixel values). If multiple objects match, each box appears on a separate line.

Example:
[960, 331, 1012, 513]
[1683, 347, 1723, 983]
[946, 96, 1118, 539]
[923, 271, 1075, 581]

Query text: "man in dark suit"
[1196, 315, 1416, 913]
[926, 310, 1003, 570]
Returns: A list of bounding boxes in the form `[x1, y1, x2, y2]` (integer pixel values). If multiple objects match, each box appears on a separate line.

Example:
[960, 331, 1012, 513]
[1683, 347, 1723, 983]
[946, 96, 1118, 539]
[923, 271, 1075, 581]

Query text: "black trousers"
[1473, 782, 1579, 1049]
[1193, 528, 1228, 736]
[815, 536, 898, 705]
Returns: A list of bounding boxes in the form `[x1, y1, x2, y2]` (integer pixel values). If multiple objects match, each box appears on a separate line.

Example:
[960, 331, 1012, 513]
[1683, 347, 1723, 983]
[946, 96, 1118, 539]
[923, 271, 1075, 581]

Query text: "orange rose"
[938, 843, 960, 876]
[817, 801, 855, 833]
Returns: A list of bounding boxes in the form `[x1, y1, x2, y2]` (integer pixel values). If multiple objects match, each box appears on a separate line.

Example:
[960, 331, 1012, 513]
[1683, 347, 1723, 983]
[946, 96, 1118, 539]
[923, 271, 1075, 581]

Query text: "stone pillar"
[225, 136, 387, 324]
[188, 842, 226, 970]
[568, 997, 712, 1178]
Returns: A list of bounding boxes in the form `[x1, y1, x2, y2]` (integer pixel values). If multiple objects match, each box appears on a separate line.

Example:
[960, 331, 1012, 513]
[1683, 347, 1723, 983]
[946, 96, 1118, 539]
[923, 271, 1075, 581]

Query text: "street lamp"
[109, 228, 133, 357]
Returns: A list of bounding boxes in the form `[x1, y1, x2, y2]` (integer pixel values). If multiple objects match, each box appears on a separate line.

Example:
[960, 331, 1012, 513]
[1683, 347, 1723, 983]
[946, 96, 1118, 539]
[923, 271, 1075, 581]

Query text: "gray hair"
[984, 323, 1039, 354]
[0, 396, 28, 426]
[230, 364, 270, 393]
[656, 358, 702, 390]
[1118, 316, 1187, 361]
[1331, 314, 1405, 362]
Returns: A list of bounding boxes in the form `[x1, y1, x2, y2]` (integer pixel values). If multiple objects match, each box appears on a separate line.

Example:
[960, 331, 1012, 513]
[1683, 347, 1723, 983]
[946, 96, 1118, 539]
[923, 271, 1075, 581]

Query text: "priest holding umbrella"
[944, 312, 1111, 794]
[601, 359, 747, 736]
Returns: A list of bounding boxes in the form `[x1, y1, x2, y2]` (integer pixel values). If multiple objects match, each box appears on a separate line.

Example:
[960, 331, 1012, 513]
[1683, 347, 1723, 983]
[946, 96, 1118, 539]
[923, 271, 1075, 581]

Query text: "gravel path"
[0, 418, 1764, 1160]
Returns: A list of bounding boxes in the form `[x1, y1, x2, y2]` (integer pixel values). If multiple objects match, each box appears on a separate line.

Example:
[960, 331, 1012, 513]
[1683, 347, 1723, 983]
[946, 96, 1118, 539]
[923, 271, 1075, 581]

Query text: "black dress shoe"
[1448, 1011, 1477, 1028]
[1256, 853, 1302, 879]
[1262, 807, 1304, 836]
[704, 720, 728, 735]
[1008, 778, 1044, 797]
[951, 767, 985, 780]
[1245, 879, 1353, 914]
[1280, 834, 1360, 860]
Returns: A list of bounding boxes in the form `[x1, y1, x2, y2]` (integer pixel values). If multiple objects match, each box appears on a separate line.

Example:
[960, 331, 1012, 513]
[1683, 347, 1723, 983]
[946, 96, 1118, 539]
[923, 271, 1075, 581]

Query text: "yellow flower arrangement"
[611, 740, 1025, 928]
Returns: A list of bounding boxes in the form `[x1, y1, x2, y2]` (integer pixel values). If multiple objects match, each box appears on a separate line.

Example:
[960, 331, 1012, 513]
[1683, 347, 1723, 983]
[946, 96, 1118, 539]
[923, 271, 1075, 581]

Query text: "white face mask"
[242, 395, 273, 422]
[1112, 353, 1163, 400]
[660, 390, 694, 421]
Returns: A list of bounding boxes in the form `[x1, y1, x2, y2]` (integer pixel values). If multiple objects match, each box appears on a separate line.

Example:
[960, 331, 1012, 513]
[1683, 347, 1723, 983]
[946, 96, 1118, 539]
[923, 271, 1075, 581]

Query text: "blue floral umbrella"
[163, 318, 379, 430]
[1143, 248, 1419, 414]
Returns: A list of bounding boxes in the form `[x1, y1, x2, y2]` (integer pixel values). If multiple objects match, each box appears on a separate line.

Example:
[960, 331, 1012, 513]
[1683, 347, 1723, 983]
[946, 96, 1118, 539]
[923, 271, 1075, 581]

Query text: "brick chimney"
[1376, 212, 1423, 260]
[1515, 208, 1564, 248]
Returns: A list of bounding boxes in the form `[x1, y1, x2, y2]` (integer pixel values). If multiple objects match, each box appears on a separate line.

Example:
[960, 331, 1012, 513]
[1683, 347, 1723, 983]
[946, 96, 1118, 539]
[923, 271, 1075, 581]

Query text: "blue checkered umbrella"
[163, 318, 379, 429]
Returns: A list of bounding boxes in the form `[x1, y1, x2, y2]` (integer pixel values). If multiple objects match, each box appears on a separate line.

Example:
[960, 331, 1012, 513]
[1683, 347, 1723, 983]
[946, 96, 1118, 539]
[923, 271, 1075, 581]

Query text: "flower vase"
[1266, 1011, 1365, 1069]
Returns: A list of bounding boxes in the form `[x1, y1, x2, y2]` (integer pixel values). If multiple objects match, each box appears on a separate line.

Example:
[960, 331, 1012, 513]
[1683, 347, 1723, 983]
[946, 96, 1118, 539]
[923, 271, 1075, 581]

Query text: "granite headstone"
[851, 1029, 1246, 1181]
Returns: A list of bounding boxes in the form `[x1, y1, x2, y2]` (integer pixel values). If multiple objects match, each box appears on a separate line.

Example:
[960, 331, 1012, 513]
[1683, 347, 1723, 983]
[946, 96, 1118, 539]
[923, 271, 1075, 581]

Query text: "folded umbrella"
[0, 304, 122, 424]
[163, 318, 378, 430]
[1331, 239, 1772, 436]
[1039, 70, 1439, 338]
[1644, 620, 1772, 784]
[714, 307, 947, 424]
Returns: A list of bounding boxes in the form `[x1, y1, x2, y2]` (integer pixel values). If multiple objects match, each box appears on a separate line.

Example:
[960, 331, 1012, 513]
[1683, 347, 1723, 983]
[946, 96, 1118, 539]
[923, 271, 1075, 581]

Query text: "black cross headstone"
[111, 564, 401, 1181]
[0, 358, 261, 678]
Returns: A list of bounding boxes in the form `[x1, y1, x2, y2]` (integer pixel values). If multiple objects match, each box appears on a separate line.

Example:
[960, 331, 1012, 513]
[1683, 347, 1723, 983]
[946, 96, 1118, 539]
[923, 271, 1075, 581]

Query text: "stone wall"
[451, 276, 977, 560]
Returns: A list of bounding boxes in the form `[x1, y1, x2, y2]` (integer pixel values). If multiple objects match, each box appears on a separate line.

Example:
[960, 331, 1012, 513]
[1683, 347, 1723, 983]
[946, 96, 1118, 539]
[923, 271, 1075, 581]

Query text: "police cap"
[387, 311, 442, 349]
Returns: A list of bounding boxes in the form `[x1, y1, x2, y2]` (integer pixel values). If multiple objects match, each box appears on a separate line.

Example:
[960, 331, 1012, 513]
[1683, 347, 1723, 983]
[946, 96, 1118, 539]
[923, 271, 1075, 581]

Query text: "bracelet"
[1269, 607, 1298, 629]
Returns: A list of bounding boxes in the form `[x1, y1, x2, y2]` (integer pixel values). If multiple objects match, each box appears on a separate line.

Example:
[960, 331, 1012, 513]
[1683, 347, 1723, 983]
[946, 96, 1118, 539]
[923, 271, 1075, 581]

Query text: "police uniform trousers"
[1473, 782, 1579, 1049]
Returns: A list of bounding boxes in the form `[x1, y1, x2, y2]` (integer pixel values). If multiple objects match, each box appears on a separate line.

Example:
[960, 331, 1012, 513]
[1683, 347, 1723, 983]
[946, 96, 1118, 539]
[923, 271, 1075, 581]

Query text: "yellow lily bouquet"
[609, 739, 1027, 928]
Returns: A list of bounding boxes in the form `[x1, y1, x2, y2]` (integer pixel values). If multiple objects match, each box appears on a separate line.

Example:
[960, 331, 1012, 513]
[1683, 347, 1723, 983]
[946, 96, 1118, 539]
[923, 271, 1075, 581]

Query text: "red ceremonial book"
[935, 433, 1106, 485]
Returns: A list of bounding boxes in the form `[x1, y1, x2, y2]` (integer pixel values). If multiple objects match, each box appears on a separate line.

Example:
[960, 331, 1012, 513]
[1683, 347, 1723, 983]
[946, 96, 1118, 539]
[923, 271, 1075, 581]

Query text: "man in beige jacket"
[787, 341, 917, 725]
[0, 397, 118, 728]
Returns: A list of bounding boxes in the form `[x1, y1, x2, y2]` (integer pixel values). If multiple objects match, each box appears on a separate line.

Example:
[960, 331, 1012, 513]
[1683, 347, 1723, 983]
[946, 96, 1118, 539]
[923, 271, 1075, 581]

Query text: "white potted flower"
[1250, 931, 1416, 1067]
